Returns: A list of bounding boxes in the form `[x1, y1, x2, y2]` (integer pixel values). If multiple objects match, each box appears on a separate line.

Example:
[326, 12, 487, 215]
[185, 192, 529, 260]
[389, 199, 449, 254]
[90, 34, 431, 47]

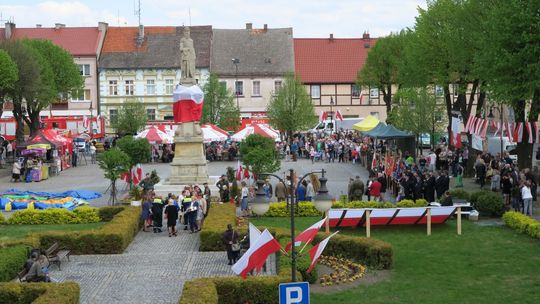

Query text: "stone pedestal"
[167, 121, 209, 185]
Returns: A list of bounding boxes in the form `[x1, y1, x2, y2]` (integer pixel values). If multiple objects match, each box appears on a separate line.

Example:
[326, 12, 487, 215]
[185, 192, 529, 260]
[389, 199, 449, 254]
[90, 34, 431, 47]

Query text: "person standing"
[164, 199, 179, 237]
[491, 169, 501, 192]
[275, 180, 287, 202]
[203, 183, 211, 218]
[306, 180, 315, 201]
[90, 142, 97, 164]
[223, 224, 239, 265]
[263, 179, 273, 202]
[196, 193, 207, 230]
[216, 175, 228, 203]
[181, 191, 192, 231]
[476, 159, 487, 189]
[521, 181, 533, 216]
[187, 196, 200, 233]
[369, 177, 382, 202]
[11, 160, 21, 183]
[151, 197, 164, 233]
[296, 181, 306, 201]
[240, 181, 249, 217]
[141, 196, 153, 232]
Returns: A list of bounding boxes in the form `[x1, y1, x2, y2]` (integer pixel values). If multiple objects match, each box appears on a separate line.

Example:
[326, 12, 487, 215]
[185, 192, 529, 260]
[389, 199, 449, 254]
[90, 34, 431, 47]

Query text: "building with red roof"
[1, 22, 107, 120]
[294, 33, 387, 121]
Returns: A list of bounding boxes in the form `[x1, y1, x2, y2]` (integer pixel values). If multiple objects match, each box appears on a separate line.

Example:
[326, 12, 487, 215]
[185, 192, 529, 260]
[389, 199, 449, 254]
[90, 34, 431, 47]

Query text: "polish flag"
[526, 122, 533, 144]
[451, 116, 461, 147]
[480, 119, 489, 139]
[465, 115, 476, 133]
[534, 122, 539, 143]
[319, 111, 328, 122]
[131, 164, 143, 185]
[285, 218, 326, 252]
[473, 118, 481, 135]
[307, 231, 339, 273]
[507, 122, 513, 141]
[516, 123, 524, 143]
[249, 223, 262, 248]
[232, 229, 282, 278]
[494, 122, 501, 137]
[335, 110, 344, 121]
[172, 84, 204, 123]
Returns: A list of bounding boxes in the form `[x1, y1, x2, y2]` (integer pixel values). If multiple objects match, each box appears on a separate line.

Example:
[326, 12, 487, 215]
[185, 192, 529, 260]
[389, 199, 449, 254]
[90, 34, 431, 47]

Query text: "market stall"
[231, 123, 280, 142]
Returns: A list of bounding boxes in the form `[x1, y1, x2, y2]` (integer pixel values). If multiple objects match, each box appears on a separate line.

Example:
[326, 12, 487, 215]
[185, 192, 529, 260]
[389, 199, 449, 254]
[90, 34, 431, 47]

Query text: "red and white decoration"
[465, 115, 540, 144]
[335, 110, 344, 121]
[135, 126, 173, 144]
[121, 163, 143, 185]
[201, 124, 229, 143]
[172, 84, 204, 123]
[307, 231, 339, 273]
[319, 111, 328, 122]
[284, 217, 326, 252]
[230, 123, 280, 142]
[319, 110, 343, 122]
[451, 116, 462, 148]
[232, 229, 282, 278]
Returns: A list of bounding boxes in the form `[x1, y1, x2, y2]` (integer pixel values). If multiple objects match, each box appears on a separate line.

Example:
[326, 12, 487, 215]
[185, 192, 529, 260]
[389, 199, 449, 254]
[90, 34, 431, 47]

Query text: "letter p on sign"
[279, 282, 309, 304]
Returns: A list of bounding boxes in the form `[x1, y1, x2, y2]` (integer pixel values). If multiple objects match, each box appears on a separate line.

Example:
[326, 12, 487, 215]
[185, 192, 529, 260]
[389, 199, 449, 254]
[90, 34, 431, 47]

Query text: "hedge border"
[0, 282, 79, 304]
[502, 211, 540, 239]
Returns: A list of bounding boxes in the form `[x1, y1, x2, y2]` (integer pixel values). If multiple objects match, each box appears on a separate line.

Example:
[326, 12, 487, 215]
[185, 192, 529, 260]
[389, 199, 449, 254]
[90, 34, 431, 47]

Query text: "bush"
[179, 279, 218, 304]
[474, 191, 504, 217]
[0, 212, 5, 224]
[38, 206, 140, 254]
[0, 245, 28, 282]
[449, 189, 471, 201]
[332, 200, 426, 209]
[7, 207, 100, 225]
[502, 211, 540, 239]
[98, 206, 124, 222]
[469, 190, 490, 204]
[0, 282, 79, 303]
[200, 204, 239, 251]
[264, 202, 322, 217]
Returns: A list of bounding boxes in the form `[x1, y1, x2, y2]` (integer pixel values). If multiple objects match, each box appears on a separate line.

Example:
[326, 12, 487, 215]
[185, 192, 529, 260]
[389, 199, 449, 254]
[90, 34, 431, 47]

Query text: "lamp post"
[251, 169, 333, 282]
[487, 105, 504, 157]
[329, 97, 335, 133]
[232, 58, 240, 110]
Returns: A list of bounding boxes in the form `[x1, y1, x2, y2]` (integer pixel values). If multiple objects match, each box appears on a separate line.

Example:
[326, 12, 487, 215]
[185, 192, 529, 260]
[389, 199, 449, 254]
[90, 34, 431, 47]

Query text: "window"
[435, 85, 444, 97]
[352, 84, 360, 97]
[311, 85, 321, 98]
[125, 80, 134, 95]
[146, 79, 156, 95]
[109, 109, 118, 123]
[235, 81, 244, 96]
[108, 80, 118, 96]
[165, 79, 175, 94]
[274, 80, 282, 93]
[252, 81, 261, 96]
[370, 87, 379, 98]
[71, 89, 91, 101]
[79, 64, 90, 76]
[147, 109, 156, 120]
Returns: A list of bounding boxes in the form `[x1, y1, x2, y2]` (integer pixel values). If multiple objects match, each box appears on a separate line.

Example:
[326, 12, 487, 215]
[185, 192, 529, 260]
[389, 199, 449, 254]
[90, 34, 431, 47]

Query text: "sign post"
[279, 282, 310, 304]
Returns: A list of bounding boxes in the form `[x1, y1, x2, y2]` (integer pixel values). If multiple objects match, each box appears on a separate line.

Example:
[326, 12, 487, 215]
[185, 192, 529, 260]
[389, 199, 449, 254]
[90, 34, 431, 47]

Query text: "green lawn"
[0, 223, 105, 241]
[250, 217, 540, 304]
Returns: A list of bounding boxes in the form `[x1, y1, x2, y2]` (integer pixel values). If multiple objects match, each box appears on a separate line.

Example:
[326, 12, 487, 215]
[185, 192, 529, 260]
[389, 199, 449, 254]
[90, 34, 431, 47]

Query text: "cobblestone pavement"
[49, 230, 276, 304]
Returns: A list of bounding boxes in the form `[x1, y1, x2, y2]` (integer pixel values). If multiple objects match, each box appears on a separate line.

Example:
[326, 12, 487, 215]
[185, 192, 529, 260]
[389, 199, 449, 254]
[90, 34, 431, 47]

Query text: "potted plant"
[129, 186, 143, 206]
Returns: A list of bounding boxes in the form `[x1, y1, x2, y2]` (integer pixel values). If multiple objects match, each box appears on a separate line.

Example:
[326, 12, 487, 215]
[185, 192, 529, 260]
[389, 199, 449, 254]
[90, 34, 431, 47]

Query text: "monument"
[167, 26, 209, 185]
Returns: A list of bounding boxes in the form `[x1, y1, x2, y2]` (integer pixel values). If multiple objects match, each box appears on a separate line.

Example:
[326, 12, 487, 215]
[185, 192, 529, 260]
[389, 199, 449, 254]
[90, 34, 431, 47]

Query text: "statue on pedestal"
[180, 27, 197, 85]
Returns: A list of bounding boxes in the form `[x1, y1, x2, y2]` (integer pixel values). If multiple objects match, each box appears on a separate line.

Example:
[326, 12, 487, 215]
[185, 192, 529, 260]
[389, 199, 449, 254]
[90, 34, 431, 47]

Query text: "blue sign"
[279, 282, 310, 304]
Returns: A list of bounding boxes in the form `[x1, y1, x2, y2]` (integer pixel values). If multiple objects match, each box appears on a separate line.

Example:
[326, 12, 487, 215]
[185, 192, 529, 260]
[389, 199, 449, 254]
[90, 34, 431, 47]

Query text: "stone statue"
[180, 27, 196, 84]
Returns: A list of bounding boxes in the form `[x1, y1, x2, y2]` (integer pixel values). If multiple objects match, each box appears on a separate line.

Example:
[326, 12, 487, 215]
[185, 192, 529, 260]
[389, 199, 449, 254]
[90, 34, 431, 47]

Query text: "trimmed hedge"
[333, 199, 427, 209]
[0, 245, 28, 282]
[200, 203, 239, 251]
[98, 206, 124, 222]
[37, 206, 140, 254]
[0, 211, 5, 224]
[502, 211, 540, 239]
[179, 279, 218, 304]
[0, 282, 80, 304]
[265, 202, 322, 217]
[8, 207, 100, 225]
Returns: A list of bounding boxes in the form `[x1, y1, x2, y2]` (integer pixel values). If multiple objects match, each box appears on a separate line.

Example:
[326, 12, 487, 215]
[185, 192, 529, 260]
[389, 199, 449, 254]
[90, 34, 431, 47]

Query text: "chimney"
[36, 24, 42, 28]
[137, 24, 145, 46]
[263, 24, 268, 31]
[98, 22, 108, 32]
[55, 23, 66, 30]
[329, 33, 334, 41]
[246, 23, 252, 30]
[362, 31, 370, 40]
[4, 22, 15, 39]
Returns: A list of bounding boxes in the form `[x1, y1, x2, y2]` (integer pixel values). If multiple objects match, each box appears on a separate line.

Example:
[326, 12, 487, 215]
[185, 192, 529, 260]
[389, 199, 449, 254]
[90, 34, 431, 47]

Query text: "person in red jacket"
[369, 177, 382, 201]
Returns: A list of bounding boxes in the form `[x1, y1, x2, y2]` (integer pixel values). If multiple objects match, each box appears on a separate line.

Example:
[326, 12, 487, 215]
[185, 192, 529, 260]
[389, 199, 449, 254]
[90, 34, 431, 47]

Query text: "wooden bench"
[17, 268, 28, 282]
[45, 243, 71, 270]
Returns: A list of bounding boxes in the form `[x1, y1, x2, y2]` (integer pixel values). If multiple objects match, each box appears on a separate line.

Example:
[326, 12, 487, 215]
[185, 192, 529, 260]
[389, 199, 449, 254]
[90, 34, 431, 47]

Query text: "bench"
[17, 268, 28, 282]
[45, 243, 71, 270]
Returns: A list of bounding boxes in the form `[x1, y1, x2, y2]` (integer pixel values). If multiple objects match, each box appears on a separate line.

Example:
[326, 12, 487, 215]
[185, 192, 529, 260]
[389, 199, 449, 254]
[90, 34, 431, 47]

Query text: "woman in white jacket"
[521, 181, 533, 216]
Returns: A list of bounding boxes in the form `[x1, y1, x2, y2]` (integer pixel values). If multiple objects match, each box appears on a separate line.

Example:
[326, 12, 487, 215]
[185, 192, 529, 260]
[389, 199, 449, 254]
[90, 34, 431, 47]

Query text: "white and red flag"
[514, 123, 523, 143]
[335, 110, 344, 121]
[465, 115, 476, 133]
[307, 231, 339, 273]
[480, 119, 489, 139]
[451, 116, 461, 147]
[319, 111, 328, 122]
[235, 160, 242, 181]
[526, 122, 533, 144]
[534, 122, 539, 143]
[284, 217, 326, 252]
[232, 229, 282, 278]
[172, 84, 204, 123]
[131, 164, 143, 185]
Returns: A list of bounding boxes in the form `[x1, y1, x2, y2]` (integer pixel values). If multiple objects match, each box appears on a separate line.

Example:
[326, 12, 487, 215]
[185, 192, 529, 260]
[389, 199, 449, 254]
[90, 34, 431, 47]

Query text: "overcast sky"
[0, 0, 426, 37]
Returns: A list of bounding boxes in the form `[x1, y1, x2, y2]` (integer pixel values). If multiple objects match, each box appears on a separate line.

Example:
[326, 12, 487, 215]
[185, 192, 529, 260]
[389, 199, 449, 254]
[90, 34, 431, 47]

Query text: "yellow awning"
[27, 144, 51, 149]
[353, 115, 380, 132]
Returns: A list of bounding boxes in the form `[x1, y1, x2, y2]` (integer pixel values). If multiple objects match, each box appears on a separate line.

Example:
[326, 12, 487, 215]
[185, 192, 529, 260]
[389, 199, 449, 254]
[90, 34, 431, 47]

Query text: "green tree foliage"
[239, 134, 280, 176]
[116, 136, 151, 186]
[202, 73, 240, 130]
[0, 49, 18, 119]
[110, 99, 148, 136]
[97, 148, 130, 205]
[267, 73, 317, 141]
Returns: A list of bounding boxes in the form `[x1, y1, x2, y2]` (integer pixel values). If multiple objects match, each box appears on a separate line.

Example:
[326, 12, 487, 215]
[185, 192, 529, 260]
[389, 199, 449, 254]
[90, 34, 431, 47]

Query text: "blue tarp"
[1, 189, 101, 200]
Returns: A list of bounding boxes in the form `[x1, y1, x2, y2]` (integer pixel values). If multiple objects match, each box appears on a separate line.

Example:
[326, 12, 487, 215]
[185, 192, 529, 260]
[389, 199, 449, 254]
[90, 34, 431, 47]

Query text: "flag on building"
[284, 218, 326, 252]
[307, 231, 339, 273]
[232, 229, 282, 278]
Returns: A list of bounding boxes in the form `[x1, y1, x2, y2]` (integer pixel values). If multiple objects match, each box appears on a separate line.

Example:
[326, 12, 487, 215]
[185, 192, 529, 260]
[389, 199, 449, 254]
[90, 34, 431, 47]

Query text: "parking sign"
[279, 282, 310, 304]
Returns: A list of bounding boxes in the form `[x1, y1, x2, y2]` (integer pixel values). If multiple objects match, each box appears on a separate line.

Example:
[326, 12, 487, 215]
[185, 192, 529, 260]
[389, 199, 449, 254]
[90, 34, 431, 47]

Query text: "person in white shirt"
[90, 143, 97, 164]
[521, 181, 533, 216]
[428, 151, 437, 172]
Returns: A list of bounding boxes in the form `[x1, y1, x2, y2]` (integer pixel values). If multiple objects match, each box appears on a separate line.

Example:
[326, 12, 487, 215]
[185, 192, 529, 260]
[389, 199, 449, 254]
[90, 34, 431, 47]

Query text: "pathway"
[50, 230, 276, 304]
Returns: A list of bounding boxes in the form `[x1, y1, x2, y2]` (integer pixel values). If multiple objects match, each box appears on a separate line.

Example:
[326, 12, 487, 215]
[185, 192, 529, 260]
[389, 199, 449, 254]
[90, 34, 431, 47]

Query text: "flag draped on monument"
[172, 84, 204, 123]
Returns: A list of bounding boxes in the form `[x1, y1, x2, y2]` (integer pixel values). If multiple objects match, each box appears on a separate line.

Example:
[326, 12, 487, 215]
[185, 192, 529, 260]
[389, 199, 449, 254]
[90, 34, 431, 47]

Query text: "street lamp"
[329, 97, 335, 133]
[251, 169, 333, 282]
[487, 105, 504, 157]
[232, 58, 240, 110]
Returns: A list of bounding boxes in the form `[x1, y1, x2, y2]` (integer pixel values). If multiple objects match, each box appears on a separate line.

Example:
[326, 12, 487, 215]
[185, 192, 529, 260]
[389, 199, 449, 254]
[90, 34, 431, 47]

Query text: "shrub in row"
[473, 191, 504, 217]
[333, 199, 427, 209]
[264, 202, 322, 217]
[38, 206, 140, 254]
[200, 203, 239, 251]
[0, 245, 28, 282]
[0, 282, 79, 304]
[0, 211, 5, 224]
[502, 211, 540, 239]
[8, 207, 100, 225]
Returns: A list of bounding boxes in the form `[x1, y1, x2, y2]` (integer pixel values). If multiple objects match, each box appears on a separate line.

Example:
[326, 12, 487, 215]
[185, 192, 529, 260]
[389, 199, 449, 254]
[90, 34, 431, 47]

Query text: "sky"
[0, 0, 426, 37]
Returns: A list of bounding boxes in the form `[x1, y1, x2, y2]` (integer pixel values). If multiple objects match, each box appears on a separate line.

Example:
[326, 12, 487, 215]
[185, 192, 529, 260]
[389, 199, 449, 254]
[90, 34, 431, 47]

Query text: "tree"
[110, 99, 148, 136]
[0, 49, 18, 119]
[97, 148, 130, 205]
[116, 136, 151, 187]
[357, 31, 408, 116]
[202, 73, 240, 130]
[267, 73, 317, 141]
[239, 134, 280, 176]
[388, 87, 447, 152]
[475, 0, 540, 168]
